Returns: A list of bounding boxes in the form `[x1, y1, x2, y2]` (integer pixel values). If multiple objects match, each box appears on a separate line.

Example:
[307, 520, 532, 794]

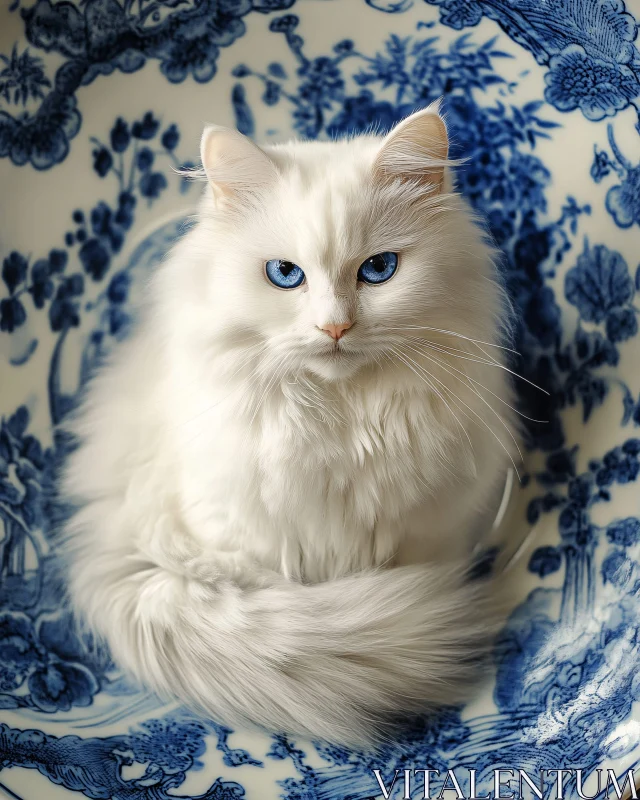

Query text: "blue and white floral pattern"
[1, 0, 640, 797]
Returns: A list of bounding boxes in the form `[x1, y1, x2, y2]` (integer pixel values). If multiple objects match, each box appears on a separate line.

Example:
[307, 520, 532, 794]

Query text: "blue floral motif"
[565, 242, 635, 328]
[591, 124, 640, 229]
[2, 3, 640, 798]
[0, 44, 50, 105]
[0, 0, 295, 169]
[425, 0, 640, 124]
[0, 112, 193, 423]
[544, 44, 639, 121]
[29, 660, 98, 712]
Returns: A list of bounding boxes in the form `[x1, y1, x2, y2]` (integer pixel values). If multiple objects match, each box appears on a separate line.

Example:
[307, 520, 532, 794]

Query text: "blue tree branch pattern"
[0, 0, 295, 170]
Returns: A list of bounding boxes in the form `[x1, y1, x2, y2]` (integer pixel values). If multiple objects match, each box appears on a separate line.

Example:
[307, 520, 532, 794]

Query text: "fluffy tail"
[69, 544, 499, 748]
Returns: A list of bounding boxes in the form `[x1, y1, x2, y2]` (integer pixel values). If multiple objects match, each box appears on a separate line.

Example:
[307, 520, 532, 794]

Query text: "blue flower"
[161, 37, 219, 84]
[110, 117, 130, 153]
[298, 57, 344, 105]
[79, 238, 110, 281]
[606, 167, 640, 229]
[0, 92, 81, 169]
[436, 0, 482, 30]
[49, 274, 83, 331]
[107, 271, 130, 304]
[90, 202, 123, 252]
[131, 112, 160, 140]
[528, 546, 562, 578]
[262, 80, 280, 106]
[139, 171, 167, 200]
[607, 518, 640, 547]
[565, 243, 634, 324]
[616, 455, 639, 484]
[114, 191, 136, 230]
[161, 124, 179, 151]
[269, 14, 298, 33]
[2, 251, 27, 294]
[0, 45, 51, 106]
[544, 45, 639, 121]
[28, 661, 98, 712]
[0, 297, 26, 332]
[136, 147, 154, 172]
[326, 91, 401, 137]
[623, 439, 640, 455]
[48, 249, 67, 273]
[590, 149, 612, 183]
[606, 307, 637, 343]
[28, 259, 54, 309]
[92, 146, 112, 177]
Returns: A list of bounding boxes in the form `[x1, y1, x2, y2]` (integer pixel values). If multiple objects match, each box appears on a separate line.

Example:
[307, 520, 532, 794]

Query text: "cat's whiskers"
[392, 343, 521, 480]
[387, 344, 473, 461]
[385, 349, 465, 484]
[403, 340, 524, 465]
[390, 328, 548, 396]
[406, 338, 548, 424]
[386, 325, 519, 354]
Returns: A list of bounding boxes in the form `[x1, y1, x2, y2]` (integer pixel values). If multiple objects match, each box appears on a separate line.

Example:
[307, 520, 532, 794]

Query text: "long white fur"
[60, 106, 517, 747]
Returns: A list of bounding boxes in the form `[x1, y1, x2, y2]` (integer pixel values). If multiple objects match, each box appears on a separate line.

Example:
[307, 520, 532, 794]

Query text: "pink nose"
[319, 322, 352, 341]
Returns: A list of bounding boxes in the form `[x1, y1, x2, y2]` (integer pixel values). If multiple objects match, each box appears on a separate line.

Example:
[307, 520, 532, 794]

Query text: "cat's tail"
[70, 545, 499, 748]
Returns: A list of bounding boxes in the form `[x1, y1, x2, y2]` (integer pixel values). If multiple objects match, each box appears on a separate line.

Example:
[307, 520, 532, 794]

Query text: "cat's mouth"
[307, 342, 364, 379]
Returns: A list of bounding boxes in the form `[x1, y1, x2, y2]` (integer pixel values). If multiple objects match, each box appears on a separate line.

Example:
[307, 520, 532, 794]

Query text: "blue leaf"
[534, 118, 561, 129]
[232, 83, 254, 137]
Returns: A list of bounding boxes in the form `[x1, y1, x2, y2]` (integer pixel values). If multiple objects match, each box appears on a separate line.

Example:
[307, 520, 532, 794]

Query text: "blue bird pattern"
[0, 0, 640, 797]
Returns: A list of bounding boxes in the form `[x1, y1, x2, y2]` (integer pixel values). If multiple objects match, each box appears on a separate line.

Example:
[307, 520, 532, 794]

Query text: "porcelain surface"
[1, 0, 640, 798]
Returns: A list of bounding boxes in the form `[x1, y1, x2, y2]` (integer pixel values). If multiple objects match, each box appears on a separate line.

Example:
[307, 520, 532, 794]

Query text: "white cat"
[60, 102, 517, 747]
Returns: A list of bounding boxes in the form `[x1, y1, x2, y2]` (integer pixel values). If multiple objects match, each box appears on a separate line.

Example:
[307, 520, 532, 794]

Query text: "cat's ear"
[374, 100, 448, 193]
[200, 125, 277, 206]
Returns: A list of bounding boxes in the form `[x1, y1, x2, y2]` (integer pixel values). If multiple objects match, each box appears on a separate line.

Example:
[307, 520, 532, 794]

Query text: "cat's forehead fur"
[258, 137, 384, 275]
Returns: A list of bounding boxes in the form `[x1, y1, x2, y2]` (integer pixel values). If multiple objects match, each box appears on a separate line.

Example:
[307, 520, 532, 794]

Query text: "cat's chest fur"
[179, 375, 463, 581]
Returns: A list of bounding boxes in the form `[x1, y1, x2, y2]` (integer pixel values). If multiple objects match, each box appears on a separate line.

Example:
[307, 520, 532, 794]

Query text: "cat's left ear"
[374, 100, 448, 193]
[200, 125, 277, 207]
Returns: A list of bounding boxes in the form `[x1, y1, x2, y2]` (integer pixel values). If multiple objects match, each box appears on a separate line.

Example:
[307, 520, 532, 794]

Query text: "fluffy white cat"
[60, 102, 517, 747]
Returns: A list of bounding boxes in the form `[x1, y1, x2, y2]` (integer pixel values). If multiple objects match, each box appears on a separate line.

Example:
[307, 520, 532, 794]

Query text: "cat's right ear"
[200, 125, 277, 207]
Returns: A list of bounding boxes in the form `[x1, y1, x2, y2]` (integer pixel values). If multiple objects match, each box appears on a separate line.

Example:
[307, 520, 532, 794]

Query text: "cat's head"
[192, 103, 502, 382]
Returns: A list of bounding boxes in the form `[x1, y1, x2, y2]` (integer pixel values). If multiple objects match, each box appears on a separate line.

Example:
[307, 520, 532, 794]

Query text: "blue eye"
[265, 259, 305, 289]
[357, 252, 398, 284]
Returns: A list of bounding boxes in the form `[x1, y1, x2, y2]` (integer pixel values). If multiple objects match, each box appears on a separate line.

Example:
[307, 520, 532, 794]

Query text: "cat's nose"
[318, 322, 352, 341]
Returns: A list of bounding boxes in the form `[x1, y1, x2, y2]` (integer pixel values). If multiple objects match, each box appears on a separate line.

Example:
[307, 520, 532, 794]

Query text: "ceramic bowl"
[1, 0, 640, 798]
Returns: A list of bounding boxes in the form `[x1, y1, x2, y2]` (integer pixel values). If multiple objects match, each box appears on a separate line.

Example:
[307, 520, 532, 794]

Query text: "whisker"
[389, 345, 474, 458]
[407, 339, 548, 424]
[404, 341, 524, 465]
[396, 345, 521, 481]
[386, 325, 520, 355]
[406, 335, 549, 396]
